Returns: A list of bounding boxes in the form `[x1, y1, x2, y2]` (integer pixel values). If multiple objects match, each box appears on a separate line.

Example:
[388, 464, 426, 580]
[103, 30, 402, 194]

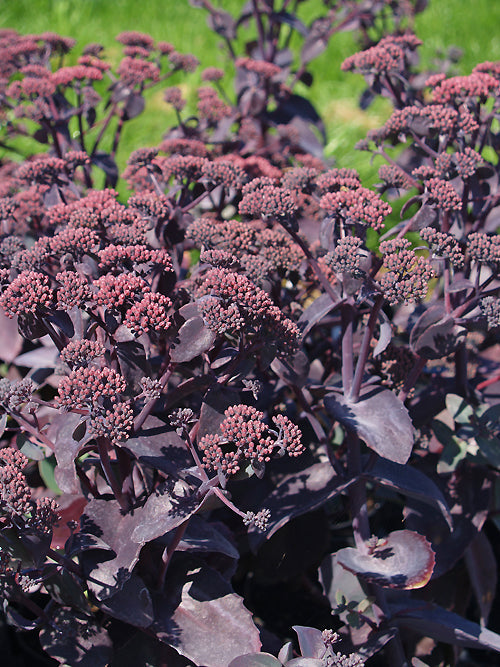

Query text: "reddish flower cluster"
[424, 177, 461, 211]
[56, 271, 92, 310]
[117, 57, 160, 87]
[239, 185, 298, 223]
[197, 87, 232, 124]
[201, 67, 224, 82]
[0, 448, 32, 517]
[378, 164, 413, 191]
[324, 237, 364, 277]
[159, 137, 208, 157]
[420, 227, 464, 268]
[168, 52, 199, 73]
[281, 167, 320, 193]
[98, 244, 173, 273]
[51, 65, 103, 86]
[0, 270, 52, 317]
[93, 273, 149, 309]
[60, 339, 106, 368]
[467, 232, 500, 265]
[378, 239, 435, 305]
[57, 366, 127, 409]
[199, 296, 245, 335]
[198, 404, 303, 476]
[454, 147, 483, 179]
[480, 297, 500, 330]
[369, 105, 478, 144]
[163, 155, 209, 182]
[341, 40, 405, 75]
[320, 187, 391, 232]
[163, 87, 186, 111]
[201, 159, 247, 191]
[123, 292, 172, 336]
[315, 168, 360, 194]
[17, 157, 66, 185]
[430, 71, 499, 104]
[0, 378, 34, 411]
[235, 57, 281, 79]
[196, 267, 301, 355]
[116, 31, 154, 50]
[89, 402, 134, 443]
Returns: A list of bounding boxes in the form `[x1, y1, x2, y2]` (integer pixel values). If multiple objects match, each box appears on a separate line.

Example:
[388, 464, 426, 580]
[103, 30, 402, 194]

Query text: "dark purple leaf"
[301, 17, 331, 64]
[79, 499, 144, 599]
[298, 291, 341, 336]
[124, 416, 191, 474]
[197, 387, 240, 440]
[292, 625, 324, 658]
[404, 463, 493, 577]
[39, 607, 112, 667]
[0, 311, 23, 362]
[131, 478, 203, 545]
[170, 316, 216, 363]
[14, 343, 59, 368]
[33, 127, 49, 143]
[229, 655, 282, 667]
[155, 562, 261, 666]
[43, 183, 63, 208]
[324, 386, 414, 464]
[100, 573, 154, 628]
[278, 643, 294, 663]
[116, 339, 152, 390]
[465, 532, 497, 626]
[373, 310, 392, 357]
[363, 458, 451, 527]
[271, 11, 308, 36]
[336, 530, 435, 589]
[248, 462, 355, 550]
[92, 151, 118, 187]
[47, 412, 88, 494]
[239, 86, 267, 116]
[392, 600, 500, 652]
[271, 350, 309, 387]
[410, 305, 466, 360]
[207, 9, 237, 40]
[447, 278, 474, 293]
[50, 310, 75, 337]
[123, 92, 145, 120]
[268, 94, 325, 142]
[176, 515, 239, 559]
[17, 312, 47, 340]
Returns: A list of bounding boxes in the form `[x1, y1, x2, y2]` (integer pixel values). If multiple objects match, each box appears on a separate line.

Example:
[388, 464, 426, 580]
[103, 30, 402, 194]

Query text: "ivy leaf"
[336, 530, 435, 589]
[325, 386, 414, 464]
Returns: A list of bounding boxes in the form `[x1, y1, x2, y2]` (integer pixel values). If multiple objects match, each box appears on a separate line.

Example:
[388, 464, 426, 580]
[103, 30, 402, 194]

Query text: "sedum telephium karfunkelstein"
[0, 1, 500, 665]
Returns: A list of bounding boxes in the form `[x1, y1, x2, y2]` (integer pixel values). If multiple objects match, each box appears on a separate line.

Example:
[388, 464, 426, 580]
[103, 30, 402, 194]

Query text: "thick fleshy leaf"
[92, 151, 118, 186]
[47, 412, 88, 494]
[39, 607, 112, 667]
[131, 478, 203, 544]
[248, 462, 355, 550]
[100, 573, 154, 628]
[155, 562, 261, 666]
[15, 343, 59, 369]
[170, 316, 216, 362]
[336, 530, 435, 589]
[410, 305, 466, 359]
[465, 531, 497, 626]
[123, 92, 145, 120]
[363, 458, 451, 527]
[271, 351, 310, 387]
[301, 17, 331, 64]
[197, 387, 240, 440]
[324, 386, 414, 464]
[373, 310, 392, 357]
[176, 515, 239, 559]
[286, 660, 323, 667]
[228, 654, 282, 667]
[79, 499, 144, 599]
[404, 463, 493, 577]
[124, 416, 191, 475]
[392, 600, 500, 652]
[292, 626, 324, 658]
[298, 292, 341, 337]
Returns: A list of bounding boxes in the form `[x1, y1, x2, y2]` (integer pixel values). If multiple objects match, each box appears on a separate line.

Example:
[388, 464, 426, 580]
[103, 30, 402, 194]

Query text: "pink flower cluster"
[378, 239, 435, 306]
[198, 404, 303, 476]
[320, 187, 391, 232]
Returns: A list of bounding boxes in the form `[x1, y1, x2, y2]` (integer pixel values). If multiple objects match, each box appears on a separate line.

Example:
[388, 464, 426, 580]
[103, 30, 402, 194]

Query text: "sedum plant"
[0, 1, 499, 666]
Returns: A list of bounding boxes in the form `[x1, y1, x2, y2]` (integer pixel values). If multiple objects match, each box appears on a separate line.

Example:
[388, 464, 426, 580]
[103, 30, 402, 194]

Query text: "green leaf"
[38, 456, 62, 494]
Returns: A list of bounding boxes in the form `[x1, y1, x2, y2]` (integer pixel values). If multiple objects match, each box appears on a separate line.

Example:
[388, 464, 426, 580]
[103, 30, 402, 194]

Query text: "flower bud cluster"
[198, 404, 303, 477]
[420, 227, 464, 268]
[378, 239, 435, 305]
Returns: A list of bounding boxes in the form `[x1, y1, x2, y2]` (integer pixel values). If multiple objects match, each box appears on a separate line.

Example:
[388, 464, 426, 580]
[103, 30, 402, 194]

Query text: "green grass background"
[2, 0, 500, 184]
